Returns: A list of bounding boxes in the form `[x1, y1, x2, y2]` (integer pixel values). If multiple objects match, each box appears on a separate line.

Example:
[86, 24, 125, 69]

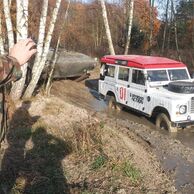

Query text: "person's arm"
[0, 55, 21, 82]
[0, 38, 36, 82]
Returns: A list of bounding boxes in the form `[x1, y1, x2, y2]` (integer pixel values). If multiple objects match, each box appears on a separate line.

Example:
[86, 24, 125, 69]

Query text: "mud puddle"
[87, 79, 194, 149]
[159, 153, 194, 193]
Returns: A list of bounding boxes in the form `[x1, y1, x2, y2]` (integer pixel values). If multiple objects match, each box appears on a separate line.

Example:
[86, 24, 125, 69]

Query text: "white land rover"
[98, 55, 194, 132]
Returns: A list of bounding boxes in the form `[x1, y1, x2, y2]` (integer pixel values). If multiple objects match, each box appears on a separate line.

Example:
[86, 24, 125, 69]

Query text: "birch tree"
[148, 0, 154, 55]
[11, 0, 28, 99]
[124, 0, 134, 55]
[99, 0, 115, 55]
[22, 0, 48, 99]
[171, 0, 181, 61]
[0, 13, 5, 54]
[24, 0, 62, 98]
[9, 0, 12, 6]
[192, 1, 194, 50]
[45, 0, 71, 95]
[161, 0, 169, 55]
[3, 0, 14, 48]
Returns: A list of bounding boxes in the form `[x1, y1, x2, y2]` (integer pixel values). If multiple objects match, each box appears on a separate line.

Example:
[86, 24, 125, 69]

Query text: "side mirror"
[191, 72, 194, 79]
[144, 74, 151, 81]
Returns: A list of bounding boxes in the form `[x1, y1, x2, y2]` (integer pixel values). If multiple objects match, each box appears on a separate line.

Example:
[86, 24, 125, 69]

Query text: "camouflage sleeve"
[0, 55, 22, 82]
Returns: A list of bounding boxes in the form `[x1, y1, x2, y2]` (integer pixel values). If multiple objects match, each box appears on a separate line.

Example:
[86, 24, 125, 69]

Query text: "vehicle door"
[103, 64, 117, 95]
[116, 66, 130, 105]
[127, 69, 148, 113]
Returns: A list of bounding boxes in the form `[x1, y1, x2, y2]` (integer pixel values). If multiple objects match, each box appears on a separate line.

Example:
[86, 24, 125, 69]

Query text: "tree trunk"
[161, 0, 169, 55]
[0, 13, 5, 54]
[11, 0, 28, 100]
[3, 0, 14, 48]
[45, 0, 70, 96]
[124, 0, 134, 55]
[23, 0, 48, 98]
[192, 2, 194, 50]
[171, 0, 181, 61]
[24, 0, 62, 98]
[167, 1, 173, 54]
[148, 0, 154, 55]
[99, 0, 115, 55]
[45, 37, 60, 96]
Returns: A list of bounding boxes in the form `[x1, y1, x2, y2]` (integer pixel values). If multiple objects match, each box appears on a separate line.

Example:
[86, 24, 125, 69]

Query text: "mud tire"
[107, 96, 122, 111]
[168, 81, 194, 94]
[156, 113, 177, 133]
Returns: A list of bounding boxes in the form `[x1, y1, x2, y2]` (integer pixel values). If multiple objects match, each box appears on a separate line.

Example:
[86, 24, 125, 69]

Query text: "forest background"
[0, 0, 193, 99]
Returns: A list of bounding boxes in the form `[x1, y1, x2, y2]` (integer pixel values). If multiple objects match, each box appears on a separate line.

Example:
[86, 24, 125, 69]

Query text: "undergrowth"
[0, 104, 143, 194]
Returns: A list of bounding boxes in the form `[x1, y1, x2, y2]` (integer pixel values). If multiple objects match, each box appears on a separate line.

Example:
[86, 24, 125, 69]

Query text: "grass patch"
[122, 161, 141, 184]
[81, 191, 94, 194]
[91, 155, 108, 170]
[109, 160, 142, 186]
[99, 121, 105, 129]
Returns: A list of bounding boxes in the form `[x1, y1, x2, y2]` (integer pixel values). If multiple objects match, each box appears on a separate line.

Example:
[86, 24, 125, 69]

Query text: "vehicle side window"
[132, 69, 145, 85]
[104, 65, 115, 78]
[118, 67, 129, 81]
[147, 70, 168, 81]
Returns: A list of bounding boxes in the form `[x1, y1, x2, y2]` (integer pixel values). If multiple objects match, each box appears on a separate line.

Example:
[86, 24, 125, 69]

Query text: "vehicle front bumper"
[172, 120, 194, 128]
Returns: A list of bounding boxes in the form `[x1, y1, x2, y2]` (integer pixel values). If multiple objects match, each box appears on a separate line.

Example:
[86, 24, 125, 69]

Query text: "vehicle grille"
[191, 97, 194, 113]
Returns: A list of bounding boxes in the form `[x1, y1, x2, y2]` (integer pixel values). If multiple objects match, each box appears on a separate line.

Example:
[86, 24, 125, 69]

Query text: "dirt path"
[50, 80, 175, 192]
[30, 95, 176, 193]
[50, 68, 194, 193]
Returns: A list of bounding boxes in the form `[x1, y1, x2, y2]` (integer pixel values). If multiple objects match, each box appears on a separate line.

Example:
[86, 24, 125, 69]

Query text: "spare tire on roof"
[168, 81, 194, 94]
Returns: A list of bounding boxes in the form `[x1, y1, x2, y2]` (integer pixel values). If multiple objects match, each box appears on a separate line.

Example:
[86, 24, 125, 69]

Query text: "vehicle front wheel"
[156, 113, 177, 133]
[107, 95, 122, 111]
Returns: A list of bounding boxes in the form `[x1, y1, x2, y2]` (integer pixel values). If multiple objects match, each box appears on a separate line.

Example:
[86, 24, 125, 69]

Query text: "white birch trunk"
[148, 0, 155, 55]
[124, 0, 134, 55]
[23, 0, 48, 98]
[11, 0, 29, 100]
[24, 0, 62, 98]
[161, 0, 169, 55]
[171, 0, 181, 61]
[3, 0, 14, 48]
[99, 0, 115, 55]
[9, 0, 12, 6]
[0, 14, 5, 54]
[45, 0, 70, 95]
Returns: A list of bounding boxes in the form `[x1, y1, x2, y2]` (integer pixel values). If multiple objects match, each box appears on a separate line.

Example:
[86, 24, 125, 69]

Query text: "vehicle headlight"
[179, 105, 187, 114]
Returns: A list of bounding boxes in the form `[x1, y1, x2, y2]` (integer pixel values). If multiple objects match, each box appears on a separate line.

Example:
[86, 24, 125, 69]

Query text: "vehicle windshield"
[167, 69, 189, 81]
[147, 69, 189, 82]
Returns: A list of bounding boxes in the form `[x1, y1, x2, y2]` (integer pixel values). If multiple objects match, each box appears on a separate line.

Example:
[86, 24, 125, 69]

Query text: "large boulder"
[44, 50, 97, 79]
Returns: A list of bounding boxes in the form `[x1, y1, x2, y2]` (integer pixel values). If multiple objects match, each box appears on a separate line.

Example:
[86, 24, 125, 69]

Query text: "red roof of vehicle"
[101, 55, 186, 69]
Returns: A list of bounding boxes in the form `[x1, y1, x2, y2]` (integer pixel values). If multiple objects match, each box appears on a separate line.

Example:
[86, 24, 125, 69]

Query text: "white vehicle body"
[99, 55, 194, 129]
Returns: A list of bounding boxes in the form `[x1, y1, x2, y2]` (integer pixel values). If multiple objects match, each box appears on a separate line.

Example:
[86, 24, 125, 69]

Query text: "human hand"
[9, 38, 37, 65]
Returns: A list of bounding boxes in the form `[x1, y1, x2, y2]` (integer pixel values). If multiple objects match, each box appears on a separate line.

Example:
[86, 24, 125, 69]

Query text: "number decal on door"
[120, 87, 126, 101]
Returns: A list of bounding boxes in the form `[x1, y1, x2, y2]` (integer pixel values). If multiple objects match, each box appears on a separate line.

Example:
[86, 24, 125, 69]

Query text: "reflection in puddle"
[159, 154, 194, 193]
[171, 129, 194, 149]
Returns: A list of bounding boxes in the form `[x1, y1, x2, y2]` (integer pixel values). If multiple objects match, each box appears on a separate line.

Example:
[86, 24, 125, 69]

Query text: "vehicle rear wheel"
[156, 113, 177, 132]
[107, 96, 122, 111]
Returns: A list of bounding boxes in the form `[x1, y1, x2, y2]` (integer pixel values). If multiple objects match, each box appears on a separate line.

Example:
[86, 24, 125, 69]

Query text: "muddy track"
[51, 78, 194, 193]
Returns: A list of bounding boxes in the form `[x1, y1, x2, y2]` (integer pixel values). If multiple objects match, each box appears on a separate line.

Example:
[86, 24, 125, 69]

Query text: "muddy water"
[88, 84, 194, 149]
[86, 83, 194, 193]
